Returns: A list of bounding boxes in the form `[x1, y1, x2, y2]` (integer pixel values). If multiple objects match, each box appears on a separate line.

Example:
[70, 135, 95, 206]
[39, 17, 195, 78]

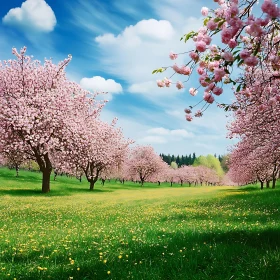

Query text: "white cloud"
[96, 19, 174, 45]
[94, 17, 201, 85]
[147, 127, 194, 139]
[139, 136, 167, 144]
[147, 127, 170, 135]
[80, 76, 122, 100]
[170, 129, 193, 138]
[3, 0, 56, 33]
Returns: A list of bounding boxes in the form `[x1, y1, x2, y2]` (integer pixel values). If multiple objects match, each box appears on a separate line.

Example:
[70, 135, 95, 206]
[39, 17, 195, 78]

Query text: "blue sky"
[0, 0, 236, 156]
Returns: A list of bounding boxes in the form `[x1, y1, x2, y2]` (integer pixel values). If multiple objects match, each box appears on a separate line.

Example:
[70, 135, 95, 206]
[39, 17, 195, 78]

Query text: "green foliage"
[0, 168, 280, 279]
[170, 161, 178, 169]
[152, 67, 166, 74]
[193, 155, 224, 177]
[180, 31, 198, 43]
[160, 153, 196, 166]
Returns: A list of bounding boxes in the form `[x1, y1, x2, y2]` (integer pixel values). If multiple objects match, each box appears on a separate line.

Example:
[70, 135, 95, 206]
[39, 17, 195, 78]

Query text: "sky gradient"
[0, 0, 237, 156]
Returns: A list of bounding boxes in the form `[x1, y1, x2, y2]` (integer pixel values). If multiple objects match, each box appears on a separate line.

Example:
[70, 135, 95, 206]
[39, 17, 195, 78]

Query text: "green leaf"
[237, 59, 244, 67]
[218, 20, 225, 28]
[203, 17, 210, 26]
[236, 84, 241, 92]
[152, 68, 166, 74]
[214, 17, 222, 22]
[181, 31, 197, 43]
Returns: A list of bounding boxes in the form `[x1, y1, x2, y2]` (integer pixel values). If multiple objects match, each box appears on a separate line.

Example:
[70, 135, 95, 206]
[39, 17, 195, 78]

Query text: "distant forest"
[160, 153, 225, 167]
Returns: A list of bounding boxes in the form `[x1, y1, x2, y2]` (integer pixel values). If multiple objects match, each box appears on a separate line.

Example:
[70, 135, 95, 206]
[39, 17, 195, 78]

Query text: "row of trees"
[160, 153, 229, 172]
[227, 67, 280, 189]
[115, 146, 229, 187]
[160, 153, 197, 166]
[0, 47, 231, 192]
[0, 47, 132, 192]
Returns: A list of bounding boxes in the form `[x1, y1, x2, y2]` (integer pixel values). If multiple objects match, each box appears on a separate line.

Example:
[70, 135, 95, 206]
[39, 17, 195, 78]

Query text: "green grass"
[0, 167, 280, 280]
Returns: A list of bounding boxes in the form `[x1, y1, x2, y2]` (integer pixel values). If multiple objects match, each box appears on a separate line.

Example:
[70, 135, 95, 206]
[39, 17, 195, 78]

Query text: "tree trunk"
[266, 181, 270, 188]
[260, 181, 264, 190]
[170, 181, 173, 187]
[158, 181, 160, 186]
[15, 165, 19, 177]
[90, 180, 95, 190]
[272, 178, 276, 189]
[181, 180, 183, 186]
[42, 170, 51, 193]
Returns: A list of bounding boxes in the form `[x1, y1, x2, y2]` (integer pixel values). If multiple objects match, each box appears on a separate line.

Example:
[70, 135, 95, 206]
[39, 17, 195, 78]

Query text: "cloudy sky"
[0, 0, 236, 156]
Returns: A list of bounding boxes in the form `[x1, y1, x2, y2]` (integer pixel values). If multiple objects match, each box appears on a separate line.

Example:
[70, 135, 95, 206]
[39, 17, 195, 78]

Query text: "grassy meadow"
[0, 167, 280, 280]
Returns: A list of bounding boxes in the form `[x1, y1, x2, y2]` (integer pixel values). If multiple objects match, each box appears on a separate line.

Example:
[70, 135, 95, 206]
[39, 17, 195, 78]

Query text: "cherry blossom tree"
[55, 115, 132, 190]
[126, 146, 167, 186]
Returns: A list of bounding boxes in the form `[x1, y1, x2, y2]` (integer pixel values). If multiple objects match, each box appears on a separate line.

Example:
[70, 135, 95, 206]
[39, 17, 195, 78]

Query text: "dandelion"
[107, 271, 111, 275]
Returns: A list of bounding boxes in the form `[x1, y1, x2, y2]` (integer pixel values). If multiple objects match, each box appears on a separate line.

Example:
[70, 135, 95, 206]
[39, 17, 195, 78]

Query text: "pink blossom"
[201, 7, 209, 16]
[203, 92, 215, 104]
[184, 108, 192, 114]
[163, 78, 172, 87]
[208, 61, 220, 71]
[228, 39, 237, 48]
[240, 49, 251, 60]
[258, 104, 267, 111]
[169, 52, 178, 60]
[194, 110, 203, 117]
[207, 19, 218, 31]
[176, 81, 184, 90]
[221, 28, 233, 44]
[157, 80, 165, 87]
[214, 67, 226, 82]
[268, 97, 277, 106]
[189, 87, 198, 96]
[189, 51, 199, 61]
[181, 66, 192, 75]
[261, 0, 280, 18]
[202, 35, 212, 45]
[185, 114, 193, 122]
[195, 41, 207, 52]
[244, 56, 258, 67]
[197, 67, 205, 75]
[212, 86, 223, 96]
[199, 75, 210, 87]
[172, 64, 181, 73]
[209, 45, 218, 53]
[222, 51, 234, 62]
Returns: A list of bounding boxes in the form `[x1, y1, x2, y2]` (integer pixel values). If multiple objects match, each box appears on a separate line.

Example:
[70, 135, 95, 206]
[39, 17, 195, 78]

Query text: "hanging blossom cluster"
[153, 0, 280, 121]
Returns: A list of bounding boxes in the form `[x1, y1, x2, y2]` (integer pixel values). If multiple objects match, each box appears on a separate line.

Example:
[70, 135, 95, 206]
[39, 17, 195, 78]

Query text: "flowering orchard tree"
[154, 0, 280, 119]
[55, 115, 132, 190]
[150, 163, 169, 185]
[228, 67, 280, 188]
[126, 146, 167, 186]
[0, 47, 104, 193]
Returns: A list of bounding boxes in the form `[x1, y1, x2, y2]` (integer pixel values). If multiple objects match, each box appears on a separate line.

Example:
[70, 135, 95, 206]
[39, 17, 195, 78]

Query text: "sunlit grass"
[0, 167, 279, 279]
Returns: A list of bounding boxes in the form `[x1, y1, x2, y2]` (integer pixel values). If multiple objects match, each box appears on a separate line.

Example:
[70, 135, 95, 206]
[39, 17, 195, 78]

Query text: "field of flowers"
[0, 168, 280, 280]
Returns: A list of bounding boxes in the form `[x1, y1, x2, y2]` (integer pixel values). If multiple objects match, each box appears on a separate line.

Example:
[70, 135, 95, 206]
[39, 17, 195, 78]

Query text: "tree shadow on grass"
[0, 187, 113, 197]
